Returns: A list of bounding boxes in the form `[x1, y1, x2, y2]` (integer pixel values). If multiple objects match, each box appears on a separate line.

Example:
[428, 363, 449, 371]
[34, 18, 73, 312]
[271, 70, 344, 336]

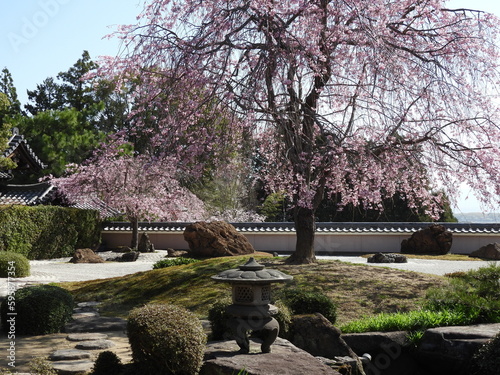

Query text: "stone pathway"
[47, 301, 128, 375]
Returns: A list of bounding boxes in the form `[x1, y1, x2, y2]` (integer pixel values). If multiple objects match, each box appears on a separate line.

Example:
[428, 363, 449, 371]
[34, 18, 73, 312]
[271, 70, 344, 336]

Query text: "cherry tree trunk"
[286, 207, 317, 264]
[130, 216, 139, 249]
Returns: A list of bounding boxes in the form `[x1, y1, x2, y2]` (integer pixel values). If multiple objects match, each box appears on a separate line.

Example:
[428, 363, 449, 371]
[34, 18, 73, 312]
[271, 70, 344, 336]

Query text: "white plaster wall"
[101, 231, 500, 254]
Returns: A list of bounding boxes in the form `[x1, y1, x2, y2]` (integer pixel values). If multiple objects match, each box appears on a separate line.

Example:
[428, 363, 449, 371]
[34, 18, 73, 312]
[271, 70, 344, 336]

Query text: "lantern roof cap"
[211, 257, 293, 284]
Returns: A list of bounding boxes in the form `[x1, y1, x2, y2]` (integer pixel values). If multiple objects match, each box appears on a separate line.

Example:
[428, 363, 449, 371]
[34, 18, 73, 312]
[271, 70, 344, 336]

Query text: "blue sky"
[1, 0, 499, 214]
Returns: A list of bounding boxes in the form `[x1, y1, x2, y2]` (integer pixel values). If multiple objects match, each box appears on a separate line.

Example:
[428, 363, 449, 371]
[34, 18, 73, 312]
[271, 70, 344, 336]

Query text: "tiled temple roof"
[69, 196, 122, 218]
[102, 221, 500, 234]
[1, 133, 46, 178]
[0, 183, 55, 206]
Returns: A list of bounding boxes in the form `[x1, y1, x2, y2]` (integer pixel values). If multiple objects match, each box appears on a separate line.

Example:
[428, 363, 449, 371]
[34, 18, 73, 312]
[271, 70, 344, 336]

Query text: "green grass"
[340, 309, 473, 333]
[341, 263, 500, 334]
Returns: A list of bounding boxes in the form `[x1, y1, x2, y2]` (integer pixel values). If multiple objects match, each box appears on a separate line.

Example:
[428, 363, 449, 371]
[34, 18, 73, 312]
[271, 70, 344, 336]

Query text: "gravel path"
[0, 250, 169, 297]
[317, 255, 499, 276]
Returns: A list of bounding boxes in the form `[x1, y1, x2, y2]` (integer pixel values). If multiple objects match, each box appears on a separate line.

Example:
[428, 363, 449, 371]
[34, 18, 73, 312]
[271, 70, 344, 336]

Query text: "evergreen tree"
[0, 68, 22, 116]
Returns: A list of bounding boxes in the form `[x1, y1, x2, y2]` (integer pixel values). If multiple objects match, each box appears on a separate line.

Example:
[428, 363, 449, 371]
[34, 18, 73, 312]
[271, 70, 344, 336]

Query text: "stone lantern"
[212, 257, 293, 354]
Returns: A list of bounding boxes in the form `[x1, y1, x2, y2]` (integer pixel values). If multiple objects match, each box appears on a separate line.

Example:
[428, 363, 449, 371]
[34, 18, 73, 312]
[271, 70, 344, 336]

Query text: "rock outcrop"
[69, 249, 104, 264]
[400, 224, 452, 255]
[289, 314, 365, 375]
[201, 338, 341, 375]
[367, 253, 408, 263]
[469, 242, 500, 260]
[138, 232, 155, 253]
[184, 221, 255, 257]
[415, 323, 500, 375]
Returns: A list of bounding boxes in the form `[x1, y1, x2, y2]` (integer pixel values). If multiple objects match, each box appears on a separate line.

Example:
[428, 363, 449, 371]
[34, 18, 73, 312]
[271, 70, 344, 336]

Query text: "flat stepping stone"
[49, 349, 92, 361]
[52, 359, 94, 375]
[72, 311, 100, 319]
[76, 301, 101, 308]
[65, 316, 127, 333]
[75, 339, 115, 350]
[67, 333, 109, 342]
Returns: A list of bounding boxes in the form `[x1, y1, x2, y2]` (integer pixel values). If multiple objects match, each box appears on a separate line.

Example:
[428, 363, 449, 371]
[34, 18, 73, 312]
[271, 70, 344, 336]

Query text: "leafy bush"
[1, 285, 74, 335]
[469, 332, 500, 375]
[273, 299, 292, 339]
[425, 263, 500, 324]
[91, 351, 123, 375]
[275, 287, 337, 324]
[207, 297, 233, 340]
[0, 206, 101, 259]
[0, 251, 30, 278]
[127, 303, 206, 375]
[152, 257, 200, 269]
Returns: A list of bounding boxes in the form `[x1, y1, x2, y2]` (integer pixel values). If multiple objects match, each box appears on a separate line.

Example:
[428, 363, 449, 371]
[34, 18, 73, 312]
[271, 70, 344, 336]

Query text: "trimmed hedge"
[128, 303, 206, 375]
[0, 206, 101, 260]
[1, 285, 74, 335]
[0, 251, 30, 278]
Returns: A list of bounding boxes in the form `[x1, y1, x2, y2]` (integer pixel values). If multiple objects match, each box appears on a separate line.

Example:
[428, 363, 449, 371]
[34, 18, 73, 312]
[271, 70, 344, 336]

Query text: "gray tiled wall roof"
[102, 221, 500, 234]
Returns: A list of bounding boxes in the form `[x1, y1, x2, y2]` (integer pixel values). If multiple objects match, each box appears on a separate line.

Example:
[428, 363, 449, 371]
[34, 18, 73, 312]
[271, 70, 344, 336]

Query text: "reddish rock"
[69, 248, 104, 263]
[470, 243, 500, 260]
[183, 221, 255, 257]
[401, 224, 452, 255]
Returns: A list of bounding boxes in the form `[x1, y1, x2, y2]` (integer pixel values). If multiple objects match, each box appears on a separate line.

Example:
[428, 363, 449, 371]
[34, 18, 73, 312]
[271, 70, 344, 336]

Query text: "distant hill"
[454, 212, 500, 223]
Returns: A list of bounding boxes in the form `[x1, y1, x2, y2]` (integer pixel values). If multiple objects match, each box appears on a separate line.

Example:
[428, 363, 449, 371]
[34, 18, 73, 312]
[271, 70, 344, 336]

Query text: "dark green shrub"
[207, 297, 232, 340]
[91, 351, 123, 375]
[469, 332, 500, 375]
[0, 251, 30, 277]
[152, 257, 200, 269]
[275, 287, 337, 324]
[0, 206, 101, 259]
[1, 285, 74, 335]
[127, 303, 206, 375]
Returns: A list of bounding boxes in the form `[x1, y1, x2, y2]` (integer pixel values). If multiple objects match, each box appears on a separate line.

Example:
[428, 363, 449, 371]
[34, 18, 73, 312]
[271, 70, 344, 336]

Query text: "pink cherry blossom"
[94, 0, 500, 263]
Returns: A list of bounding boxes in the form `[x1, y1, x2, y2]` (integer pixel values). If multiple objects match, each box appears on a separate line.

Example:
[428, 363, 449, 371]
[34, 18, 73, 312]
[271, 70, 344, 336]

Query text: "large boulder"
[400, 224, 452, 255]
[138, 232, 155, 253]
[69, 249, 104, 264]
[415, 323, 500, 375]
[201, 337, 341, 375]
[183, 221, 255, 257]
[289, 314, 365, 375]
[470, 243, 500, 260]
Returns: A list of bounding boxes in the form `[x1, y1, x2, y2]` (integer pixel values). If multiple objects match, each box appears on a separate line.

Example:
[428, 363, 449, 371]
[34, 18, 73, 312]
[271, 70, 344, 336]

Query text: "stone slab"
[67, 333, 109, 342]
[50, 349, 92, 361]
[422, 323, 500, 341]
[416, 323, 500, 375]
[201, 338, 341, 375]
[51, 360, 94, 375]
[75, 339, 115, 350]
[76, 301, 101, 308]
[65, 316, 127, 333]
[72, 311, 100, 319]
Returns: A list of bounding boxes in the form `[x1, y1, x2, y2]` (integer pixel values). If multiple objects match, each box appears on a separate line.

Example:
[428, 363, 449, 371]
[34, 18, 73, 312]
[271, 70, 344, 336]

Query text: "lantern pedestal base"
[227, 315, 279, 354]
